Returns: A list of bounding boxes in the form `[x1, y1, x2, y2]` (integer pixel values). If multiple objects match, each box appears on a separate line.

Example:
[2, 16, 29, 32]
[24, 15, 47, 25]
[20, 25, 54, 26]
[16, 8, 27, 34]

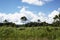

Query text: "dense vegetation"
[0, 14, 60, 40]
[0, 26, 60, 40]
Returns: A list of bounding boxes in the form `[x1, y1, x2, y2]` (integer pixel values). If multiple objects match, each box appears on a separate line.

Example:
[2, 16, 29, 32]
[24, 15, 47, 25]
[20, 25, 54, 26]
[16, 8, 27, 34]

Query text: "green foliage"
[0, 27, 20, 40]
[0, 26, 60, 40]
[53, 14, 60, 26]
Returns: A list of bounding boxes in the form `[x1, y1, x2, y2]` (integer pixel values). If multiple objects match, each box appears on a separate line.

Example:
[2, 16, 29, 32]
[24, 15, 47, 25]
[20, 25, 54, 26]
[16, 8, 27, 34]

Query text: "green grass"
[0, 26, 60, 40]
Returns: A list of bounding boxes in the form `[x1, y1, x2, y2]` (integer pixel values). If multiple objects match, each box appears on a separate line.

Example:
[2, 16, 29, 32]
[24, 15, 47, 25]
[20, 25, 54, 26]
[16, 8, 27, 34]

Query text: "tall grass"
[0, 26, 60, 40]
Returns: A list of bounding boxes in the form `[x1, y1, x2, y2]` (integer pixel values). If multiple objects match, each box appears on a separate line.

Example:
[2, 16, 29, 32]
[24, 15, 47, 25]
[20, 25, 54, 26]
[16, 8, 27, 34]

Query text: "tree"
[40, 22, 48, 26]
[37, 19, 40, 23]
[21, 16, 27, 21]
[53, 15, 58, 22]
[58, 14, 60, 21]
[53, 13, 60, 26]
[4, 20, 8, 23]
[53, 14, 60, 22]
[20, 16, 28, 24]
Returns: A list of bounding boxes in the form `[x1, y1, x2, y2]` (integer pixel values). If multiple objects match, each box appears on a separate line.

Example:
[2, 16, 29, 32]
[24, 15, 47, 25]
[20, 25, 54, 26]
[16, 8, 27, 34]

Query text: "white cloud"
[22, 0, 53, 6]
[47, 10, 59, 24]
[0, 7, 60, 24]
[48, 10, 59, 18]
[20, 7, 39, 22]
[58, 8, 60, 12]
[0, 7, 46, 24]
[38, 12, 47, 22]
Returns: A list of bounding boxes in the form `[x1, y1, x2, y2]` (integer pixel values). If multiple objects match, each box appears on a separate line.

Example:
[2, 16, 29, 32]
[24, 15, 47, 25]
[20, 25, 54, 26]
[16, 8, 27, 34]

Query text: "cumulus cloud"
[20, 7, 47, 22]
[48, 10, 59, 18]
[0, 7, 60, 24]
[20, 7, 39, 22]
[22, 0, 53, 6]
[0, 7, 38, 24]
[0, 7, 47, 24]
[47, 10, 59, 24]
[57, 8, 60, 12]
[38, 12, 47, 22]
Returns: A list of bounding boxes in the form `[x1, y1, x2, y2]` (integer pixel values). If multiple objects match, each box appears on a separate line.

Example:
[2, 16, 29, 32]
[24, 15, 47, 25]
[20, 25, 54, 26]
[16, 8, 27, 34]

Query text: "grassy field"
[0, 26, 60, 40]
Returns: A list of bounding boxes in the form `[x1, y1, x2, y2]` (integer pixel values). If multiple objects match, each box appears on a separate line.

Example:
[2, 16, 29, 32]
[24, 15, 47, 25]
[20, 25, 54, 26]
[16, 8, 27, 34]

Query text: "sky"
[0, 0, 60, 24]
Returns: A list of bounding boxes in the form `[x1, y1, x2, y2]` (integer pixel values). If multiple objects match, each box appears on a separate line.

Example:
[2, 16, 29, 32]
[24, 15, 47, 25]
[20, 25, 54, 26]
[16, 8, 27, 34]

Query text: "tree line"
[0, 13, 60, 27]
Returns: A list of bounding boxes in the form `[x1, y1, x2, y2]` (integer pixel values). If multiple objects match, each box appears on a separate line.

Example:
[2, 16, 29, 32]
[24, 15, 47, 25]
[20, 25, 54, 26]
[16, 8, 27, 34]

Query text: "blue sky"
[0, 0, 60, 14]
[0, 0, 60, 24]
